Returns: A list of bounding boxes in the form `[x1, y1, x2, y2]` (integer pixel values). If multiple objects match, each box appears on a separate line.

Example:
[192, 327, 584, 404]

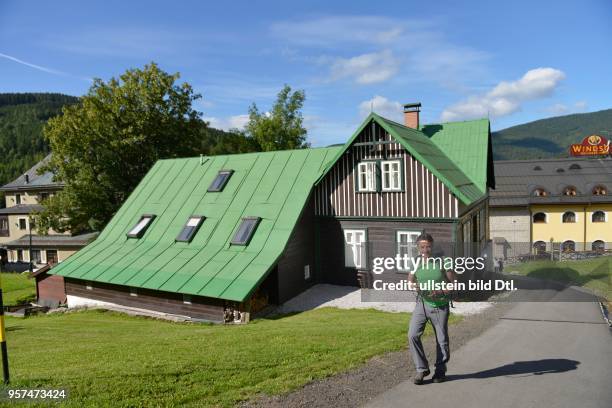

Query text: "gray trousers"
[408, 298, 450, 373]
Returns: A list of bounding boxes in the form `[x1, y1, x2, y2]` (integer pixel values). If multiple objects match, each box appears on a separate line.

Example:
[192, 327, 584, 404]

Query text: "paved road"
[366, 294, 612, 408]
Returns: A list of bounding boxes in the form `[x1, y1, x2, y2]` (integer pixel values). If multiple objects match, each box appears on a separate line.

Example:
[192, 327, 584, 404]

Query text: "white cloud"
[441, 68, 566, 121]
[358, 96, 403, 122]
[546, 100, 588, 116]
[330, 50, 399, 84]
[546, 103, 570, 115]
[271, 16, 490, 88]
[270, 16, 408, 47]
[204, 114, 249, 131]
[574, 100, 588, 111]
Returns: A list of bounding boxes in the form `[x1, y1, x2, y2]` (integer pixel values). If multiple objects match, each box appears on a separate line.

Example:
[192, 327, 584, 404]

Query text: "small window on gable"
[381, 160, 402, 191]
[208, 170, 234, 192]
[176, 216, 205, 243]
[127, 214, 156, 238]
[231, 217, 261, 245]
[357, 162, 376, 192]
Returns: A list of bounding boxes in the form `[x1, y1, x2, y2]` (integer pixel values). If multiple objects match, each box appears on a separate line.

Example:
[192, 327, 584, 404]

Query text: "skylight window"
[127, 215, 155, 238]
[208, 170, 234, 192]
[231, 217, 261, 245]
[176, 216, 205, 243]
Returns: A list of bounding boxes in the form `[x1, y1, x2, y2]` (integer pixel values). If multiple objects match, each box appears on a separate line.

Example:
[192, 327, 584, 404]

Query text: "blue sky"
[1, 0, 610, 146]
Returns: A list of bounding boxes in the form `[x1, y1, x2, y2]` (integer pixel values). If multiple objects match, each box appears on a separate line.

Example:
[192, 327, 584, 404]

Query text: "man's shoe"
[432, 371, 446, 383]
[413, 369, 430, 385]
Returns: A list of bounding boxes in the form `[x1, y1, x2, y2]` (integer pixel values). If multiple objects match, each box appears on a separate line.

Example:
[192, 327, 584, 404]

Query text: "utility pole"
[29, 217, 33, 274]
[0, 274, 9, 384]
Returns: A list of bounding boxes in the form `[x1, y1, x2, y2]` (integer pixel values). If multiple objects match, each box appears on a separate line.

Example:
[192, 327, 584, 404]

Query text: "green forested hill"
[0, 92, 256, 188]
[492, 109, 612, 160]
[0, 93, 79, 185]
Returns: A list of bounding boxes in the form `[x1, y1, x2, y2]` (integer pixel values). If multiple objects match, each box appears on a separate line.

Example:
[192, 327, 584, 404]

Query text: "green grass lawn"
[507, 257, 611, 300]
[0, 272, 36, 306]
[3, 308, 460, 407]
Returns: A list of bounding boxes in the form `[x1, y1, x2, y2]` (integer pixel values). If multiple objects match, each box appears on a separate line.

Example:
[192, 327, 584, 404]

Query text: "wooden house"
[42, 104, 494, 322]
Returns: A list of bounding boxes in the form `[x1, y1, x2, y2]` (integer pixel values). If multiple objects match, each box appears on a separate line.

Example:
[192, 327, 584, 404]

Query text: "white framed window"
[344, 229, 366, 268]
[31, 249, 42, 264]
[357, 162, 376, 192]
[17, 217, 28, 230]
[381, 160, 401, 191]
[396, 231, 421, 271]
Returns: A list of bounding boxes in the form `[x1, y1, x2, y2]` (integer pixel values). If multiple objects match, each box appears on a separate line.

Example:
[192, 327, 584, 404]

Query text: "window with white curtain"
[396, 231, 420, 272]
[344, 229, 366, 268]
[357, 162, 376, 192]
[381, 160, 401, 191]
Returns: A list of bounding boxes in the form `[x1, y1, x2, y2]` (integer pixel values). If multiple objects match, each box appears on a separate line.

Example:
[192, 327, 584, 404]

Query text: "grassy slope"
[4, 308, 459, 407]
[0, 272, 36, 305]
[508, 257, 611, 300]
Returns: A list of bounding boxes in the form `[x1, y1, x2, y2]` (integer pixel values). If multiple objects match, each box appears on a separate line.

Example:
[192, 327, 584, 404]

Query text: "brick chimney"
[403, 103, 421, 129]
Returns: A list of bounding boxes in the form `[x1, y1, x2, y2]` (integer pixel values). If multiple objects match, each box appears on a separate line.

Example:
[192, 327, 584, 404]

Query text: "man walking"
[407, 233, 457, 384]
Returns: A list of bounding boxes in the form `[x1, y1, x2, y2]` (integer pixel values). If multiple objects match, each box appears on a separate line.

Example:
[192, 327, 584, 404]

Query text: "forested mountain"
[0, 93, 255, 188]
[492, 109, 612, 160]
[0, 93, 79, 185]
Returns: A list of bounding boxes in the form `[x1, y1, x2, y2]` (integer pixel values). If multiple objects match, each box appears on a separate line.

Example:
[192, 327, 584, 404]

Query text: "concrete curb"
[598, 301, 611, 327]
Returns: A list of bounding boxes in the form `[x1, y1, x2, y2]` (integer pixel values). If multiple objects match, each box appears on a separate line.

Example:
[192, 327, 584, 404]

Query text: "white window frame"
[344, 229, 366, 268]
[17, 217, 28, 230]
[381, 160, 402, 191]
[357, 162, 377, 192]
[31, 249, 42, 264]
[396, 231, 421, 272]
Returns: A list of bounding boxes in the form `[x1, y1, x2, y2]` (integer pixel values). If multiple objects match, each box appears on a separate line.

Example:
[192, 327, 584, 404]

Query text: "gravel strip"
[274, 284, 493, 315]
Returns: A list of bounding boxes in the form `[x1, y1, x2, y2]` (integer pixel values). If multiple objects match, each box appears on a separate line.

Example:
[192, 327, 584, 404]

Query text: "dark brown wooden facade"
[314, 122, 459, 219]
[276, 195, 317, 303]
[35, 270, 67, 306]
[65, 278, 226, 322]
[316, 218, 456, 286]
[313, 122, 489, 287]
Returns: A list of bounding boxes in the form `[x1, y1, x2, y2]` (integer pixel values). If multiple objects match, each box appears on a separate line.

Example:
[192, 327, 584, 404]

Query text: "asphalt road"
[366, 297, 612, 408]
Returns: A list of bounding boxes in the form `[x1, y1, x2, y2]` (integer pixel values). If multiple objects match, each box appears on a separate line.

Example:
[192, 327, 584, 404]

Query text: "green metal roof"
[420, 118, 491, 194]
[49, 147, 341, 302]
[316, 113, 489, 205]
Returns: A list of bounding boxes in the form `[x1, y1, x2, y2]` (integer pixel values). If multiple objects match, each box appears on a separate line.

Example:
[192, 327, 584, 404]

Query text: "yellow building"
[0, 155, 97, 270]
[490, 157, 611, 258]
